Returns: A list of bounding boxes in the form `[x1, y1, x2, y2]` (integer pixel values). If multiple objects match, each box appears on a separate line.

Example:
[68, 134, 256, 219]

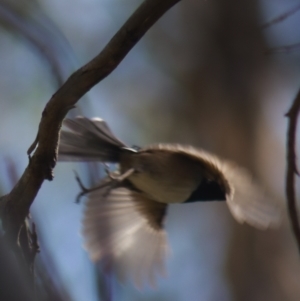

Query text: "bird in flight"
[58, 116, 282, 288]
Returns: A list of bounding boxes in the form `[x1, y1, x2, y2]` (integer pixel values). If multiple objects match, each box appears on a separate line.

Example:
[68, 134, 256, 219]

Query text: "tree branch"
[261, 3, 300, 29]
[1, 0, 181, 239]
[286, 91, 300, 252]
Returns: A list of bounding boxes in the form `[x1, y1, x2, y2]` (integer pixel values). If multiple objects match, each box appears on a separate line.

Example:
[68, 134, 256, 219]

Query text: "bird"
[58, 116, 282, 288]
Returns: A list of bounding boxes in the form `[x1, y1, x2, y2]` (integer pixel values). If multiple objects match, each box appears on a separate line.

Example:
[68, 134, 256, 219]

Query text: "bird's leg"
[74, 168, 135, 203]
[103, 163, 112, 177]
[103, 163, 135, 181]
[74, 170, 113, 203]
[107, 168, 135, 182]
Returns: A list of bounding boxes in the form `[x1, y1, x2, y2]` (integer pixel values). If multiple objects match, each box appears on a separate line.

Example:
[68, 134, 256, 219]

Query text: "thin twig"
[261, 3, 300, 29]
[285, 91, 300, 252]
[265, 42, 300, 55]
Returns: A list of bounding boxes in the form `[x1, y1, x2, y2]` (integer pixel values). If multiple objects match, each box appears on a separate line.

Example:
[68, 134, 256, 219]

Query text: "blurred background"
[0, 0, 300, 300]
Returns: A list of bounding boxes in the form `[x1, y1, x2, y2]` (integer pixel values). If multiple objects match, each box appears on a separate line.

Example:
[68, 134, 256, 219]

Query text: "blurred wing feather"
[82, 180, 168, 288]
[221, 162, 282, 229]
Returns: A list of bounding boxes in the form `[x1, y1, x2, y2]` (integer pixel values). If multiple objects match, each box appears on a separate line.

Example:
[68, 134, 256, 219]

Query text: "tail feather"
[58, 116, 128, 162]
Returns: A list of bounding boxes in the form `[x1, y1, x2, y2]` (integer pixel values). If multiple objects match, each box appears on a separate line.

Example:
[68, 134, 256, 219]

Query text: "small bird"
[58, 116, 281, 287]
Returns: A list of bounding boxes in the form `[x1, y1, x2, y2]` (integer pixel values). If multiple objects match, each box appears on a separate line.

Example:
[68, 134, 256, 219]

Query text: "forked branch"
[1, 0, 180, 244]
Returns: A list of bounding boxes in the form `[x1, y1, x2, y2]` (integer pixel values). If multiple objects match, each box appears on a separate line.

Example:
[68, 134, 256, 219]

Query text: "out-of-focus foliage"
[1, 0, 300, 301]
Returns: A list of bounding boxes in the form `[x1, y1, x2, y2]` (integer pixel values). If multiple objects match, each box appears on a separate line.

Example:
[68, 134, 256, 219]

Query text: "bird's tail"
[58, 116, 128, 162]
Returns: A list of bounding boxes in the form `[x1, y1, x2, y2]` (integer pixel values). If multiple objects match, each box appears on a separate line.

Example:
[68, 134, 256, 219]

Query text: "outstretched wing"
[221, 162, 282, 229]
[142, 144, 282, 229]
[59, 116, 128, 162]
[82, 180, 169, 288]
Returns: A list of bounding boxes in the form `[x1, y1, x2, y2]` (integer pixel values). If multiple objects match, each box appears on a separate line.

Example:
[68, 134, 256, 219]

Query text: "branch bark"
[1, 0, 180, 240]
[286, 91, 300, 252]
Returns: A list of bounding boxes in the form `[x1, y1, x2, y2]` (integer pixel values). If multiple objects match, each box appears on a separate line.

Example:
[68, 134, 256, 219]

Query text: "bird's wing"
[58, 116, 127, 162]
[82, 180, 168, 288]
[219, 161, 282, 229]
